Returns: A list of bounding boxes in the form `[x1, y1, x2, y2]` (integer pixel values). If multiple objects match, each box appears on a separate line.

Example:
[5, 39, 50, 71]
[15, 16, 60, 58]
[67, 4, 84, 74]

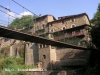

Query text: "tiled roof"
[33, 14, 56, 21]
[47, 13, 89, 24]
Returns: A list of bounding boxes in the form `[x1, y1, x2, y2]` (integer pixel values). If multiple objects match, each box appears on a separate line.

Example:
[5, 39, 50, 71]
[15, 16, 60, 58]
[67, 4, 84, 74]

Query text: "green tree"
[90, 3, 100, 49]
[83, 3, 100, 75]
[91, 3, 100, 25]
[8, 15, 38, 29]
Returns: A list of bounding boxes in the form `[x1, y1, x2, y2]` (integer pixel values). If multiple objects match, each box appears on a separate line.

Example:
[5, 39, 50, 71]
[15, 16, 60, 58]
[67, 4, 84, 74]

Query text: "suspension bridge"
[0, 25, 95, 50]
[0, 0, 95, 50]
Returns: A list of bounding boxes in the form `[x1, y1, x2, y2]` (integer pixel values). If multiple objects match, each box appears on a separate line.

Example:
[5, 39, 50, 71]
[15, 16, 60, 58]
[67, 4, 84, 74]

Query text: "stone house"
[0, 13, 91, 70]
[33, 14, 56, 35]
[32, 15, 57, 69]
[32, 13, 91, 70]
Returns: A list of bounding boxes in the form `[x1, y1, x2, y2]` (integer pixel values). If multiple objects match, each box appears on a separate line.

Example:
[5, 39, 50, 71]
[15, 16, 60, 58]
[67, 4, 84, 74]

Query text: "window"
[42, 24, 45, 29]
[71, 18, 75, 22]
[51, 29, 54, 32]
[71, 24, 76, 28]
[80, 29, 84, 34]
[43, 44, 45, 48]
[43, 55, 46, 59]
[40, 44, 42, 48]
[72, 31, 76, 36]
[65, 33, 67, 37]
[49, 23, 52, 27]
[50, 23, 52, 26]
[62, 20, 64, 24]
[63, 27, 66, 30]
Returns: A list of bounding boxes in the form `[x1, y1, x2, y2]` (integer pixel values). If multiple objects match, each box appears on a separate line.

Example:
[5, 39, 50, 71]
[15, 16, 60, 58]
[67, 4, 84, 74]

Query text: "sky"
[0, 0, 100, 26]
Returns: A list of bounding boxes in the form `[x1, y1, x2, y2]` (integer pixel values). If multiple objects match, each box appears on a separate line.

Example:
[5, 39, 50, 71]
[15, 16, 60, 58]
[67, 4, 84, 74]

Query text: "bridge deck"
[0, 25, 94, 50]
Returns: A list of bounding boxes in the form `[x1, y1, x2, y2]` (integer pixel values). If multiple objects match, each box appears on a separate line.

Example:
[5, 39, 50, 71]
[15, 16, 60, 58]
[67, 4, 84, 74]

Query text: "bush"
[0, 57, 36, 75]
[83, 65, 99, 75]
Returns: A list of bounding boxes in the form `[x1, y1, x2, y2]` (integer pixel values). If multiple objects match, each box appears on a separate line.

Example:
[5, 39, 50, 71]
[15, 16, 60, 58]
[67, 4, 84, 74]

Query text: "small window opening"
[71, 18, 75, 22]
[43, 55, 46, 59]
[72, 31, 76, 36]
[51, 23, 52, 26]
[40, 44, 42, 48]
[63, 27, 66, 30]
[51, 29, 54, 32]
[43, 44, 45, 48]
[62, 20, 64, 24]
[42, 24, 45, 29]
[80, 29, 84, 34]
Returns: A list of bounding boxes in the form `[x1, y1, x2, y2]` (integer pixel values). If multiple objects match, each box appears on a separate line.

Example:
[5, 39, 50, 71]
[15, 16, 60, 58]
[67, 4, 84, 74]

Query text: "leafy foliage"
[90, 3, 100, 49]
[0, 57, 36, 75]
[91, 3, 100, 25]
[83, 65, 99, 75]
[83, 3, 100, 75]
[8, 15, 38, 29]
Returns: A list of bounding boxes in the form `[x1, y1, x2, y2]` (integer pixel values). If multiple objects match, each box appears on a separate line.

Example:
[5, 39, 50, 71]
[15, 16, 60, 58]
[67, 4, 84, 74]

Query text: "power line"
[0, 9, 16, 19]
[12, 0, 37, 16]
[0, 4, 20, 16]
[0, 5, 10, 11]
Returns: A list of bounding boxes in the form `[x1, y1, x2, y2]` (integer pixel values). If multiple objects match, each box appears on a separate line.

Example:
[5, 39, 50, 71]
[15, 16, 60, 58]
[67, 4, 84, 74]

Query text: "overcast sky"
[0, 0, 100, 26]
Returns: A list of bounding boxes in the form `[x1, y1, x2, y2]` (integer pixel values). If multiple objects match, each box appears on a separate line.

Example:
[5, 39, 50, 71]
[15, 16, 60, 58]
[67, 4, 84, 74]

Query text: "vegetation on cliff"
[0, 57, 35, 75]
[0, 14, 38, 74]
[8, 15, 38, 29]
[90, 3, 100, 49]
[83, 3, 100, 75]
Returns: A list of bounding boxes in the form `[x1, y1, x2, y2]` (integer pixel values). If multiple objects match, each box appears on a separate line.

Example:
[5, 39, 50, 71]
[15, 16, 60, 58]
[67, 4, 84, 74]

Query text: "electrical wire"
[0, 4, 20, 16]
[12, 0, 37, 16]
[0, 9, 15, 18]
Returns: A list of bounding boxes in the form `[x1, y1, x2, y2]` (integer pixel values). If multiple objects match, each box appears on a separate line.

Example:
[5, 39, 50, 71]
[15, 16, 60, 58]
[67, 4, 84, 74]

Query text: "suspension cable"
[12, 0, 37, 16]
[0, 9, 15, 19]
[12, 0, 38, 32]
[0, 4, 20, 16]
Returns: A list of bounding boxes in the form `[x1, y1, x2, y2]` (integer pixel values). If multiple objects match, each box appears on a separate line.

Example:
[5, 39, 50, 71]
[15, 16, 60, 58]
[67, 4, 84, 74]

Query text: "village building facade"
[32, 13, 91, 70]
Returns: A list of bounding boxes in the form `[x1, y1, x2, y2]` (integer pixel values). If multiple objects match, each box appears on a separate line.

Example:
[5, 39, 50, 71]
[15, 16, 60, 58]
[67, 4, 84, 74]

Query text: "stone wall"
[26, 70, 67, 75]
[26, 68, 84, 75]
[33, 43, 39, 65]
[34, 15, 55, 33]
[47, 14, 90, 32]
[54, 48, 90, 67]
[25, 43, 39, 65]
[38, 45, 51, 69]
[0, 38, 15, 48]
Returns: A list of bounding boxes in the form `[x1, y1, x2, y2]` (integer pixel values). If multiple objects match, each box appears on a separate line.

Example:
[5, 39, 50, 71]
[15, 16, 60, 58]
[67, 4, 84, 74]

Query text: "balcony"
[54, 31, 85, 41]
[35, 29, 45, 35]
